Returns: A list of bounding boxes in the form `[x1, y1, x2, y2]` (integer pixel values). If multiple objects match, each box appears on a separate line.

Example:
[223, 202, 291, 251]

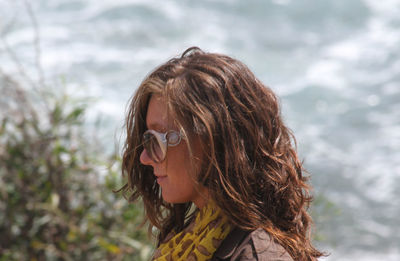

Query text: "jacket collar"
[212, 227, 250, 260]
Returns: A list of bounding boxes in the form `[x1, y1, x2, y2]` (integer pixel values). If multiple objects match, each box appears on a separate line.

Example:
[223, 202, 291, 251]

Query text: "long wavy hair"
[121, 47, 324, 260]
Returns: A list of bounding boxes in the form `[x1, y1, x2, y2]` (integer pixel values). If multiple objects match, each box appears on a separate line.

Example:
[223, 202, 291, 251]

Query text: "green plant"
[0, 74, 152, 260]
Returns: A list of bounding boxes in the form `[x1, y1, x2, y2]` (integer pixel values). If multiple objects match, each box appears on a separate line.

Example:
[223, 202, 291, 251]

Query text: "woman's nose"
[140, 149, 153, 166]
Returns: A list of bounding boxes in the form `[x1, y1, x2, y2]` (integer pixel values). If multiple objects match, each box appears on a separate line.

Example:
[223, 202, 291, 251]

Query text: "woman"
[121, 47, 325, 260]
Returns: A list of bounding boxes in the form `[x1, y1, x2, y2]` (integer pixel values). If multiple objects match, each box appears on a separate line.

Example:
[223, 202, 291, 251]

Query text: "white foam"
[271, 0, 292, 6]
[305, 60, 346, 89]
[81, 0, 184, 21]
[327, 41, 362, 62]
[327, 250, 400, 261]
[2, 28, 36, 46]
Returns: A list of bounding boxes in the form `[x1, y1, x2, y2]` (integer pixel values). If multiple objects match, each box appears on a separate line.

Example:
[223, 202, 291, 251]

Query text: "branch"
[23, 0, 46, 89]
[0, 37, 39, 90]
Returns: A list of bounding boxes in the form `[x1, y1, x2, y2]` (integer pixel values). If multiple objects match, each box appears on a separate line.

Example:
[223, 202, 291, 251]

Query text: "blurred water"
[1, 0, 399, 259]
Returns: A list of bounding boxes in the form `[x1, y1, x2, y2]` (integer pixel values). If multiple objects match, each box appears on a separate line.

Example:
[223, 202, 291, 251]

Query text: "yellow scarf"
[152, 203, 232, 261]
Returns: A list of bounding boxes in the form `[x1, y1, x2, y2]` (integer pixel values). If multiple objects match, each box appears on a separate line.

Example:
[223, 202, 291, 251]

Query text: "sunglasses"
[142, 129, 183, 163]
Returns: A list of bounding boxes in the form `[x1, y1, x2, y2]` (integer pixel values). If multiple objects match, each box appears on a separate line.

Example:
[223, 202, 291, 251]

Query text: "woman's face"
[139, 95, 208, 208]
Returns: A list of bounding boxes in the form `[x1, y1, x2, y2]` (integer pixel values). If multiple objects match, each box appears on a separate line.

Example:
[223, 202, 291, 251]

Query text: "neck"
[192, 188, 209, 209]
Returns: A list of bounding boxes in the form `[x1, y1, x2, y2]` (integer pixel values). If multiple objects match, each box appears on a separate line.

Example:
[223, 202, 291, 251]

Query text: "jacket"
[212, 227, 293, 261]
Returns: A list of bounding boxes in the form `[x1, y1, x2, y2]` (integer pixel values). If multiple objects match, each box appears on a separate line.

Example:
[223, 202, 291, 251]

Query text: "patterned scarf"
[152, 202, 232, 261]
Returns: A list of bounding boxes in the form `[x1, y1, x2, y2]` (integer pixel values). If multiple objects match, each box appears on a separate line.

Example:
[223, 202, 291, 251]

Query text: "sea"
[0, 0, 399, 260]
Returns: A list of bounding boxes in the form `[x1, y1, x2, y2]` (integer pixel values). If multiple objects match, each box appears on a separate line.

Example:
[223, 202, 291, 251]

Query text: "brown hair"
[121, 47, 324, 260]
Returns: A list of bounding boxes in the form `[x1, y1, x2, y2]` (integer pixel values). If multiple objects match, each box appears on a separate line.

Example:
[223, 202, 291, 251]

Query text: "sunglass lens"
[166, 131, 180, 145]
[143, 132, 163, 162]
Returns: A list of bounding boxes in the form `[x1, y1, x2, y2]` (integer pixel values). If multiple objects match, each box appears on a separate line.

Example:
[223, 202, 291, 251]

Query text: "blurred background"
[0, 0, 399, 260]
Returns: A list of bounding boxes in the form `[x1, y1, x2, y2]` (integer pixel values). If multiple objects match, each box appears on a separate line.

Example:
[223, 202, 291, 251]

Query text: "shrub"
[0, 74, 152, 261]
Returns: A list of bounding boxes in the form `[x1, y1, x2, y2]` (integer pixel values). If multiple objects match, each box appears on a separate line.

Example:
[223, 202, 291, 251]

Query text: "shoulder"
[234, 228, 293, 261]
[213, 228, 293, 261]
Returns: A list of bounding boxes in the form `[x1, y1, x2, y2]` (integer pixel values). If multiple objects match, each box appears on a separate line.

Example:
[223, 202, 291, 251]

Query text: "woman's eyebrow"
[146, 121, 168, 132]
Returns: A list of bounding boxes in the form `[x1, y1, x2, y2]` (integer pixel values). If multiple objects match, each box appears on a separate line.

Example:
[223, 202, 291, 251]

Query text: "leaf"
[52, 102, 63, 125]
[51, 193, 60, 208]
[0, 118, 7, 136]
[66, 107, 86, 123]
[99, 238, 121, 255]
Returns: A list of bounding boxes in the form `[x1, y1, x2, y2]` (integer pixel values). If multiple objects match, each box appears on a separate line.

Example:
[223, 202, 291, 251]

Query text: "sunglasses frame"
[142, 129, 183, 163]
